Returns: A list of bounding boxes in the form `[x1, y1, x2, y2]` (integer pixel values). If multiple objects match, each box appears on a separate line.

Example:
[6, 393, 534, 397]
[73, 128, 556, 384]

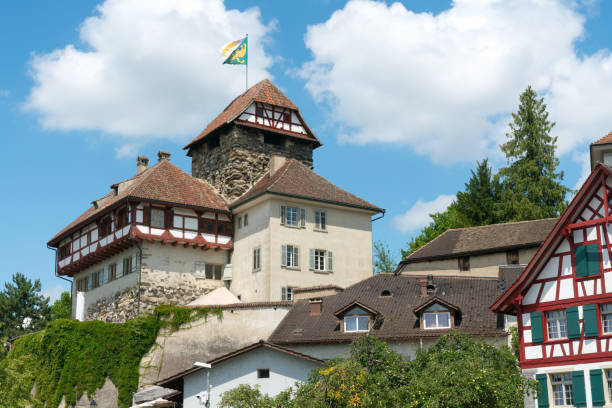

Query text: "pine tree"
[0, 273, 50, 340]
[456, 159, 501, 226]
[498, 86, 569, 220]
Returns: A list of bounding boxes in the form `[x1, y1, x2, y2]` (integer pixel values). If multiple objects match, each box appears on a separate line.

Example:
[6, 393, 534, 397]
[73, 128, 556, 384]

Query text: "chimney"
[419, 279, 428, 297]
[309, 298, 322, 315]
[136, 155, 149, 175]
[270, 155, 286, 175]
[426, 274, 436, 295]
[157, 150, 171, 162]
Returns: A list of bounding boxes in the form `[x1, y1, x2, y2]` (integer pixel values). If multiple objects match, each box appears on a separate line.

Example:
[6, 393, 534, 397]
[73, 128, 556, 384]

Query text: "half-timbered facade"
[493, 145, 612, 408]
[48, 151, 233, 322]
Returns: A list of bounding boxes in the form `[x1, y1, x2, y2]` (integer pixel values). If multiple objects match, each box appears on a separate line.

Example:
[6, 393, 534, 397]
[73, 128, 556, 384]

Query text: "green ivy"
[0, 305, 221, 408]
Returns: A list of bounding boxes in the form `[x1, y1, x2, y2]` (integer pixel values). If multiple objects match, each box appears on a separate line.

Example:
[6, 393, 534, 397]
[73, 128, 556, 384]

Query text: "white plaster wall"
[231, 197, 374, 301]
[183, 347, 321, 408]
[71, 247, 139, 318]
[141, 241, 230, 277]
[400, 247, 538, 277]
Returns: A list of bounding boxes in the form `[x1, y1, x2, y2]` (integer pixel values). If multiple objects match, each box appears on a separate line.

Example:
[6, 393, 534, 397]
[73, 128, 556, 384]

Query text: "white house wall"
[183, 347, 321, 408]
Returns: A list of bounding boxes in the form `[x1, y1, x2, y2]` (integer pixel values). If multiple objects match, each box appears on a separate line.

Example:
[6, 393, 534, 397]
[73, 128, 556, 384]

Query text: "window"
[218, 223, 226, 235]
[257, 369, 270, 379]
[546, 310, 568, 340]
[310, 249, 333, 272]
[123, 256, 133, 275]
[76, 277, 88, 292]
[458, 256, 470, 272]
[108, 263, 117, 281]
[607, 370, 612, 401]
[99, 216, 112, 237]
[199, 218, 215, 234]
[281, 287, 293, 301]
[150, 208, 165, 228]
[344, 307, 370, 332]
[423, 311, 451, 329]
[506, 250, 519, 265]
[256, 106, 264, 117]
[315, 210, 326, 230]
[314, 250, 325, 271]
[205, 264, 223, 280]
[59, 244, 71, 259]
[602, 304, 612, 334]
[253, 248, 261, 271]
[575, 243, 600, 277]
[280, 205, 305, 227]
[244, 214, 248, 227]
[116, 207, 129, 229]
[91, 270, 103, 289]
[550, 373, 573, 406]
[238, 216, 242, 229]
[281, 245, 299, 268]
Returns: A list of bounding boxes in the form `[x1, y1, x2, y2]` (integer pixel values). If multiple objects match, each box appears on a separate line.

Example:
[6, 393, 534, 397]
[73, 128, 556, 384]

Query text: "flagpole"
[245, 34, 248, 91]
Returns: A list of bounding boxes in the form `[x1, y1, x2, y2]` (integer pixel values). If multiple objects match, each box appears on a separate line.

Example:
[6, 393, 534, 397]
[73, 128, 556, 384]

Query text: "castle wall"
[190, 125, 314, 200]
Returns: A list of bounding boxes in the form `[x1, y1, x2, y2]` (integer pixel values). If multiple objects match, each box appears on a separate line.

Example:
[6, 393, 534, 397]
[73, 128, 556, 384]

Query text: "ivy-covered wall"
[0, 306, 221, 408]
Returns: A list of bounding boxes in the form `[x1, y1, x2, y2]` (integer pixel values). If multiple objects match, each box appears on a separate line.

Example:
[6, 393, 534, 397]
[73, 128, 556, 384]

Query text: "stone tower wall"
[190, 125, 314, 200]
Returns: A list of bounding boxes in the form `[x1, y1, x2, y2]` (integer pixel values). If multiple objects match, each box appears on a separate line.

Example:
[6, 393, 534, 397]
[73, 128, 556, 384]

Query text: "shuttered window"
[572, 370, 586, 407]
[590, 369, 605, 407]
[575, 243, 600, 277]
[567, 306, 581, 339]
[535, 373, 549, 408]
[583, 304, 599, 337]
[531, 311, 544, 343]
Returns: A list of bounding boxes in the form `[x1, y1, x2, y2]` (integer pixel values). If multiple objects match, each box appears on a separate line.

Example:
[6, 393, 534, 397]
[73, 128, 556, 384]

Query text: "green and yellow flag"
[222, 37, 247, 65]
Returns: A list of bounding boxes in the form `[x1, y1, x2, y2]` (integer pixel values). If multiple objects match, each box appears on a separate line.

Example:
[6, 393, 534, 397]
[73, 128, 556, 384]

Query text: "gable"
[494, 165, 612, 313]
[236, 102, 309, 137]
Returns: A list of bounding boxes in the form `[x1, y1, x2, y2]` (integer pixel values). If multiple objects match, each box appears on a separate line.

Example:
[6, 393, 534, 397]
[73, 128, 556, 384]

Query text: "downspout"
[371, 209, 385, 222]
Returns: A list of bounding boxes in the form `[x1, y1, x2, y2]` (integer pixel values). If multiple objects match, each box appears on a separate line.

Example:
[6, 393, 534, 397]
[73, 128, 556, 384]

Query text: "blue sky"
[1, 0, 612, 300]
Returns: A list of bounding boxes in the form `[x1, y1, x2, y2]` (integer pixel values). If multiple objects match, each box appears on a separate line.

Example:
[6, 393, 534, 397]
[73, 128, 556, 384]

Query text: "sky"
[1, 0, 612, 301]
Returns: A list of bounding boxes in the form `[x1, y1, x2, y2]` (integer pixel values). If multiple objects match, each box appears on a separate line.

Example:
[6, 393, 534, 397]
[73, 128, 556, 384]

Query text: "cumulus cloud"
[394, 194, 455, 233]
[301, 0, 612, 163]
[25, 0, 274, 141]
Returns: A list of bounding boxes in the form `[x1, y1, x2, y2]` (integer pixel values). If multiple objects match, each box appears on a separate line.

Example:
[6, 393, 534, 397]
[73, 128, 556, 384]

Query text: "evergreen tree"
[373, 241, 397, 274]
[0, 273, 50, 340]
[456, 159, 501, 226]
[498, 86, 569, 220]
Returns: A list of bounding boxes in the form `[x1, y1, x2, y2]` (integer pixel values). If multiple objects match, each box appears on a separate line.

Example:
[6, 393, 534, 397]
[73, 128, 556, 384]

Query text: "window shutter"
[575, 245, 589, 277]
[309, 249, 315, 270]
[144, 206, 151, 226]
[587, 243, 601, 276]
[281, 245, 287, 266]
[294, 247, 299, 267]
[300, 208, 306, 228]
[567, 306, 581, 339]
[535, 374, 549, 408]
[583, 304, 599, 337]
[572, 370, 587, 407]
[327, 251, 333, 272]
[280, 206, 286, 225]
[590, 369, 605, 407]
[117, 260, 124, 278]
[530, 311, 544, 343]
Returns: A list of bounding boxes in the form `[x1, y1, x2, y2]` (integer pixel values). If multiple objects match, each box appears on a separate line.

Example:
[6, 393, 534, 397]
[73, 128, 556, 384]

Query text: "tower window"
[264, 133, 283, 146]
[208, 135, 220, 149]
[256, 106, 264, 117]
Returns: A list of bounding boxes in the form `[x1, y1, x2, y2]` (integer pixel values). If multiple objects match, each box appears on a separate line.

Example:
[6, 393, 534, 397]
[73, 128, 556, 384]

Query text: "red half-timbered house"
[493, 137, 612, 408]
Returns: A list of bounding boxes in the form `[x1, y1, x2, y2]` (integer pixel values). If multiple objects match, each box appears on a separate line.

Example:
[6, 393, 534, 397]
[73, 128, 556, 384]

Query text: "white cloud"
[25, 0, 274, 142]
[116, 142, 140, 159]
[301, 0, 612, 164]
[394, 194, 455, 233]
[42, 284, 68, 302]
[572, 150, 591, 191]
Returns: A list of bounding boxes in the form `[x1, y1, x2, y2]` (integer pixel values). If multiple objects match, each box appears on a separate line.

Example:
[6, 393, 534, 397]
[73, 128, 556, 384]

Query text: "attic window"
[458, 256, 470, 272]
[256, 106, 264, 117]
[380, 290, 392, 297]
[423, 311, 451, 329]
[343, 306, 370, 333]
[282, 112, 291, 123]
[506, 250, 519, 265]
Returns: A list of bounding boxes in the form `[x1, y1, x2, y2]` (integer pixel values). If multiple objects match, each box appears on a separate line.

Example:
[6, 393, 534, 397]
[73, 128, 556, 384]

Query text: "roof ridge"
[445, 217, 559, 233]
[404, 228, 454, 261]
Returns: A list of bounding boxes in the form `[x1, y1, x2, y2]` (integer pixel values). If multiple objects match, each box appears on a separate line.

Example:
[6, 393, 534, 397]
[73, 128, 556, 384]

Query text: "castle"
[48, 79, 383, 322]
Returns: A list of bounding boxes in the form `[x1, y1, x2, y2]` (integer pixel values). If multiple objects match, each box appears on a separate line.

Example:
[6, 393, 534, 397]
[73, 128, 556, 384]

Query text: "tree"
[402, 202, 464, 258]
[50, 291, 72, 321]
[498, 86, 569, 221]
[456, 159, 502, 226]
[0, 273, 50, 341]
[373, 241, 397, 274]
[219, 384, 278, 408]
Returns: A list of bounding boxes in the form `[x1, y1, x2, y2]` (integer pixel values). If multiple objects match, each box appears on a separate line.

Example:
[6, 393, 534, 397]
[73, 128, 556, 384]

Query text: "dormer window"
[423, 311, 451, 329]
[343, 306, 370, 333]
[414, 298, 458, 330]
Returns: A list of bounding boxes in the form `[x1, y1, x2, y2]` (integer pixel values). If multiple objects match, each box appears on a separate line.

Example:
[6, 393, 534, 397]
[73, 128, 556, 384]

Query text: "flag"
[222, 37, 247, 65]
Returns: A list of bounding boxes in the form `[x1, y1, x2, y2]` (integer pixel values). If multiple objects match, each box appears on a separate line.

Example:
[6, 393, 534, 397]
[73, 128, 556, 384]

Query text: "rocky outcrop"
[191, 125, 314, 200]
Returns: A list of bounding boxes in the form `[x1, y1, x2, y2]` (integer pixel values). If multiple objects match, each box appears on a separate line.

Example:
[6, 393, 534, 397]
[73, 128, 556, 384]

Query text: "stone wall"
[87, 287, 139, 323]
[190, 124, 314, 200]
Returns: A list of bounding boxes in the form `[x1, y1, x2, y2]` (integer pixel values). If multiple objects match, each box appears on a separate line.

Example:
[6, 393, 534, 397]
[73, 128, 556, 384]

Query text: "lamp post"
[194, 361, 211, 408]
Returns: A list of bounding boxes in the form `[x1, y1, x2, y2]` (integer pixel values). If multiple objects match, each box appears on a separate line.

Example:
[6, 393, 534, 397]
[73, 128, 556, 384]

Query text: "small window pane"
[257, 369, 270, 379]
[438, 312, 450, 328]
[424, 313, 437, 329]
[151, 208, 164, 228]
[357, 316, 369, 331]
[345, 316, 357, 332]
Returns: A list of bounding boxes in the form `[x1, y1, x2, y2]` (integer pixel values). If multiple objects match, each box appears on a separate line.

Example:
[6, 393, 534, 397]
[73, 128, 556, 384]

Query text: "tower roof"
[48, 159, 228, 247]
[184, 79, 321, 151]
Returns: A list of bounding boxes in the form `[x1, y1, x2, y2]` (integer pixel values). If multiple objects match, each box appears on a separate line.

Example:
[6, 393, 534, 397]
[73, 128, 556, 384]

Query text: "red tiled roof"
[593, 132, 612, 145]
[230, 159, 383, 213]
[184, 79, 320, 150]
[48, 160, 228, 246]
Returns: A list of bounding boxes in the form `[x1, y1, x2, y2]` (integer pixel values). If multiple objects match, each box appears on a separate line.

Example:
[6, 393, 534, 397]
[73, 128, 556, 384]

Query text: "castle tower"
[184, 79, 321, 200]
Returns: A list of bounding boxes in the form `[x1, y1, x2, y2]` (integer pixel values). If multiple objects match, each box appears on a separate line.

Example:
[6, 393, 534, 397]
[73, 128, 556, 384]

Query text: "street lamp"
[194, 361, 211, 408]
